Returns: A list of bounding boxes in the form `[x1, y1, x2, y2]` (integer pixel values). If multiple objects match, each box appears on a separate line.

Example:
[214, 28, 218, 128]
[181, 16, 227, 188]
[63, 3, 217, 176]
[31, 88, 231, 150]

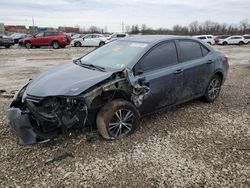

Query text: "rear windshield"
[81, 41, 148, 69]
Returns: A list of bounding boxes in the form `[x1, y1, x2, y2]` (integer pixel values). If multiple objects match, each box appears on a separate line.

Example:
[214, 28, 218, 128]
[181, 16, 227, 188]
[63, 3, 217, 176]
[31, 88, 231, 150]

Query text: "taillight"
[224, 55, 229, 61]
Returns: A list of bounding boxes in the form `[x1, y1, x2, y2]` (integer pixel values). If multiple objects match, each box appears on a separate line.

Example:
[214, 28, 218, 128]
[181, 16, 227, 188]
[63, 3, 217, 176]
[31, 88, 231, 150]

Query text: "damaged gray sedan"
[7, 35, 229, 145]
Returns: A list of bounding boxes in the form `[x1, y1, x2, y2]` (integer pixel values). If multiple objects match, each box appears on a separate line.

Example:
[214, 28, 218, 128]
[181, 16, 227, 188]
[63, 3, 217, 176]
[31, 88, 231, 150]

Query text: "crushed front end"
[7, 84, 88, 145]
[7, 69, 150, 145]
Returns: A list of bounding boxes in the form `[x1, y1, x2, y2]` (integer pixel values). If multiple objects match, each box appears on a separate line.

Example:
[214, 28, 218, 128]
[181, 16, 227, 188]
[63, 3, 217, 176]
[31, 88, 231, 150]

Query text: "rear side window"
[178, 40, 203, 62]
[198, 37, 206, 39]
[117, 34, 126, 38]
[44, 32, 57, 36]
[230, 37, 241, 39]
[140, 42, 178, 72]
[201, 45, 209, 56]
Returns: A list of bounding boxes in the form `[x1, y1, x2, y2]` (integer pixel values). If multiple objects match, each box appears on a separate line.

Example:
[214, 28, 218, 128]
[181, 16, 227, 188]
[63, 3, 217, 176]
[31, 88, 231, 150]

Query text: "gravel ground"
[0, 45, 249, 187]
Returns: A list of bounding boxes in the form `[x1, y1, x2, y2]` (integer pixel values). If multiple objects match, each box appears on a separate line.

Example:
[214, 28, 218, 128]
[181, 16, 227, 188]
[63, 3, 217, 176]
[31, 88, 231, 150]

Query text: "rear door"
[134, 41, 182, 115]
[176, 39, 215, 101]
[43, 32, 57, 45]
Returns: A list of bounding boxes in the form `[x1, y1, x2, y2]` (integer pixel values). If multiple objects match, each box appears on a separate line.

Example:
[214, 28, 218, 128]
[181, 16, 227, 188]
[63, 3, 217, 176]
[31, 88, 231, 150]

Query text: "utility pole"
[32, 16, 34, 27]
[122, 21, 124, 33]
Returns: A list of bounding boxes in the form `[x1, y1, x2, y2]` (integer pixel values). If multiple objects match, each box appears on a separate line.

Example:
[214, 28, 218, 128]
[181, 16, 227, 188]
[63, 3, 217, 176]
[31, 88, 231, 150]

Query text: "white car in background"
[218, 35, 246, 45]
[71, 34, 107, 47]
[106, 33, 128, 43]
[243, 34, 250, 44]
[194, 35, 215, 45]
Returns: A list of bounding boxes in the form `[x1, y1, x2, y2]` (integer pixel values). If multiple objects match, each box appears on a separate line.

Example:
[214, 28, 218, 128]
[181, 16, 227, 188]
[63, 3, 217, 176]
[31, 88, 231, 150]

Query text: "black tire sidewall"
[52, 41, 60, 49]
[96, 99, 139, 139]
[75, 41, 81, 47]
[204, 75, 222, 102]
[25, 42, 32, 48]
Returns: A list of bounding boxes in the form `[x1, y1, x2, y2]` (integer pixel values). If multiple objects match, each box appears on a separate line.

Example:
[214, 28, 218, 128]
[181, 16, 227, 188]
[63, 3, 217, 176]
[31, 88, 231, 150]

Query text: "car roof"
[122, 35, 198, 44]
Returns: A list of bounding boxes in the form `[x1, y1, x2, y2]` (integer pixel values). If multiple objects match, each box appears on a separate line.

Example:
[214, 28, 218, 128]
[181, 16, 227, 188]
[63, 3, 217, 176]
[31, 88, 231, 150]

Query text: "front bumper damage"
[7, 69, 150, 145]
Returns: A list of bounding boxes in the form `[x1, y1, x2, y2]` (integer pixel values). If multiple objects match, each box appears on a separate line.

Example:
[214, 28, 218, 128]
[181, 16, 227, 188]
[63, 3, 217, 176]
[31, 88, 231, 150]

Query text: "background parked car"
[106, 33, 129, 43]
[0, 35, 15, 48]
[194, 35, 215, 45]
[11, 33, 28, 44]
[217, 35, 246, 45]
[18, 34, 32, 46]
[243, 34, 250, 44]
[23, 31, 71, 49]
[70, 34, 107, 47]
[214, 35, 231, 44]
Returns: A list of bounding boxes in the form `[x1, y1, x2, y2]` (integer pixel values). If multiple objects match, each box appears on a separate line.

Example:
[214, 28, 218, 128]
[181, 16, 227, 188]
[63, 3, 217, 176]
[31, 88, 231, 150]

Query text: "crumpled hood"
[25, 62, 115, 97]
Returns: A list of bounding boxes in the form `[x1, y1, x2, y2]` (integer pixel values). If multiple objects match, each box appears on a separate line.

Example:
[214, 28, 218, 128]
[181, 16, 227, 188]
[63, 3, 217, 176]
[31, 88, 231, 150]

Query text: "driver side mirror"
[82, 38, 85, 41]
[134, 64, 144, 76]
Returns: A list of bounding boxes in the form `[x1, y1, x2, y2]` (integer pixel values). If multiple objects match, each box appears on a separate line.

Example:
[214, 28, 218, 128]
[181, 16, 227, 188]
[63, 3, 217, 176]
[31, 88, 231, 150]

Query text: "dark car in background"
[23, 31, 71, 49]
[7, 35, 229, 145]
[0, 35, 15, 48]
[11, 33, 29, 44]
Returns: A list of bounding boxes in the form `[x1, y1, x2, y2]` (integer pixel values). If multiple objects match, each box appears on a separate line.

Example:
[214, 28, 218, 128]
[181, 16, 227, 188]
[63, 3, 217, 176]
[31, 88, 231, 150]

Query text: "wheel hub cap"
[108, 109, 134, 138]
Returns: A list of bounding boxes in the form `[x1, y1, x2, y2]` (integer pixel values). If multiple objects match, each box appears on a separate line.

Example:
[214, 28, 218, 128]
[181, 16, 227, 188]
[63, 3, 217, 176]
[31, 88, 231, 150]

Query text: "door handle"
[174, 69, 183, 74]
[207, 59, 214, 64]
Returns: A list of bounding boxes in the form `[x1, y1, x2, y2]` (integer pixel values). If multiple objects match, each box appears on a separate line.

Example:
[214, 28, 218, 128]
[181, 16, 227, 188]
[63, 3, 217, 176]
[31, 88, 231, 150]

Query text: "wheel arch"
[214, 70, 224, 83]
[90, 90, 131, 109]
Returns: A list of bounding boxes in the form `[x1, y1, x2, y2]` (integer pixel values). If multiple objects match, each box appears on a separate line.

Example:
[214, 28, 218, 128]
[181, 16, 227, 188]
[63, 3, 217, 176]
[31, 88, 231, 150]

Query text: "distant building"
[58, 26, 80, 33]
[4, 25, 27, 33]
[0, 23, 4, 34]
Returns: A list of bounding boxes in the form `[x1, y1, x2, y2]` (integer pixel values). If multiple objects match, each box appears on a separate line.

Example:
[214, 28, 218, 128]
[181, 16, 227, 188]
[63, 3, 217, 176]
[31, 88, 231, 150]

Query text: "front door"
[134, 41, 182, 115]
[33, 32, 44, 46]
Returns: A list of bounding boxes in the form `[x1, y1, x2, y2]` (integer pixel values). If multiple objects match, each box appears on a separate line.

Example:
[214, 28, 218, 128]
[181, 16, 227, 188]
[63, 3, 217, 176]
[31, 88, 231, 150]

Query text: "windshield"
[80, 40, 148, 69]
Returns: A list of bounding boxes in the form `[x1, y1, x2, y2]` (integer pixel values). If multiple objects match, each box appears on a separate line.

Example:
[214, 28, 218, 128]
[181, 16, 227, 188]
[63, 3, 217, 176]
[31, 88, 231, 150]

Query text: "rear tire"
[5, 45, 10, 48]
[25, 41, 32, 49]
[239, 41, 244, 45]
[204, 75, 222, 102]
[96, 99, 139, 140]
[52, 41, 60, 49]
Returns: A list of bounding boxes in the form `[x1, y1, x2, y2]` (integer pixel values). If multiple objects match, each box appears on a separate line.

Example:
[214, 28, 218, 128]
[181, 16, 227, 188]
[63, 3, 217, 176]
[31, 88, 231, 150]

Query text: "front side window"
[178, 40, 203, 62]
[84, 35, 92, 39]
[140, 42, 178, 72]
[35, 32, 44, 37]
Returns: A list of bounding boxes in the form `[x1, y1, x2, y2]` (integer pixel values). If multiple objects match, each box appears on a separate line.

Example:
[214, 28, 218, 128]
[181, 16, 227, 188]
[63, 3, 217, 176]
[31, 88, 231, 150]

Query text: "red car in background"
[23, 31, 71, 49]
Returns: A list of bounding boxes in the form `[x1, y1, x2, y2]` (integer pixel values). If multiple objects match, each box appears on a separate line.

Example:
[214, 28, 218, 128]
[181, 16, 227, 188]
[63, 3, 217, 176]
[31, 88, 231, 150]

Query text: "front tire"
[25, 41, 32, 49]
[74, 41, 81, 47]
[99, 41, 105, 47]
[96, 99, 139, 139]
[204, 75, 222, 102]
[222, 41, 227, 45]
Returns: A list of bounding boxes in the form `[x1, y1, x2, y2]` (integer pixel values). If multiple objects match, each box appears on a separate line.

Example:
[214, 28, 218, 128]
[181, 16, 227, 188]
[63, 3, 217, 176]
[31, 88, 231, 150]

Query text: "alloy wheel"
[208, 78, 221, 100]
[108, 109, 135, 138]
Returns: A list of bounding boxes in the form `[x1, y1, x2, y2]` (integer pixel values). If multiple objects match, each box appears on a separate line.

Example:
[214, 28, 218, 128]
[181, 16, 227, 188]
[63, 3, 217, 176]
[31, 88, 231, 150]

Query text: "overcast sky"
[0, 0, 249, 32]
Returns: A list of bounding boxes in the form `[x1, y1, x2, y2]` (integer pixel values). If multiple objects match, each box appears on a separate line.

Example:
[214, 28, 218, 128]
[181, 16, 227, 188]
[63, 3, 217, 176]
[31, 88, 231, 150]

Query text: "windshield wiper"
[73, 59, 106, 72]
